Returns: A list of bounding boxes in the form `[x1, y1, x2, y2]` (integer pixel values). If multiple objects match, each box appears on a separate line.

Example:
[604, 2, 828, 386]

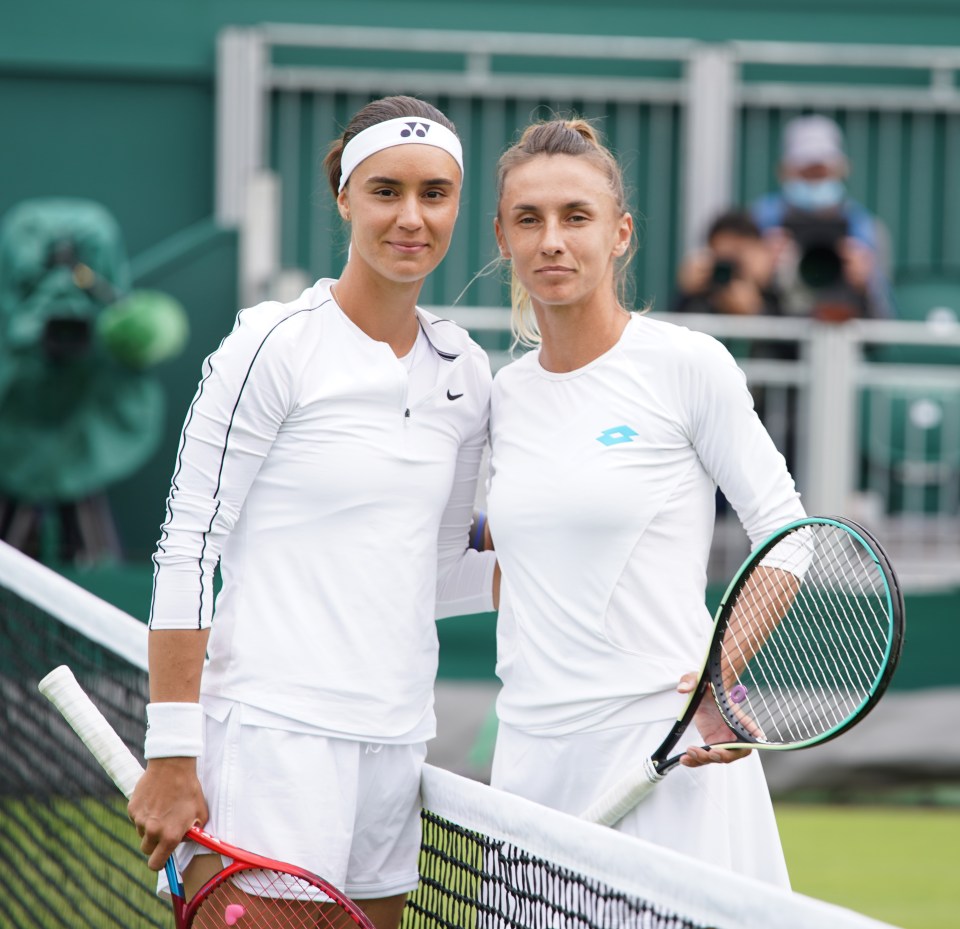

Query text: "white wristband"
[144, 702, 205, 759]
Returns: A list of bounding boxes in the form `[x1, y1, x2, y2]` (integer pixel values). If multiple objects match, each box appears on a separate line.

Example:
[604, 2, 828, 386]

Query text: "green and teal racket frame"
[582, 515, 905, 827]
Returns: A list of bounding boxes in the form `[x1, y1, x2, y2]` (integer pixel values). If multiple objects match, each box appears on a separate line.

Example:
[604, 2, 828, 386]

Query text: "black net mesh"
[0, 585, 166, 928]
[411, 812, 702, 929]
[0, 545, 894, 929]
[0, 561, 707, 929]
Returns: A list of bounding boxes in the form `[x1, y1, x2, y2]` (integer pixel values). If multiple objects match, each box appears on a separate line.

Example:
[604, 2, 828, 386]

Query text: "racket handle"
[38, 665, 145, 799]
[579, 757, 664, 826]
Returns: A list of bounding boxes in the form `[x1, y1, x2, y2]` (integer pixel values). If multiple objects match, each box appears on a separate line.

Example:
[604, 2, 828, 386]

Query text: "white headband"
[337, 116, 464, 194]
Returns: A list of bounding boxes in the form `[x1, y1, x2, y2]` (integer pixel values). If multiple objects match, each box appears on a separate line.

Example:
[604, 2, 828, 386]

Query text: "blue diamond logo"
[597, 425, 638, 446]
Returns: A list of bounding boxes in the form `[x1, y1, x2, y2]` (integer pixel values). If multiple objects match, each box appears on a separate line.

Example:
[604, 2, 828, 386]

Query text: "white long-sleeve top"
[487, 314, 806, 735]
[149, 278, 495, 743]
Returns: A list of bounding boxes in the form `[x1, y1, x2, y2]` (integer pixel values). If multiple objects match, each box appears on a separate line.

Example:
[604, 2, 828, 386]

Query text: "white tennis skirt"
[491, 717, 790, 888]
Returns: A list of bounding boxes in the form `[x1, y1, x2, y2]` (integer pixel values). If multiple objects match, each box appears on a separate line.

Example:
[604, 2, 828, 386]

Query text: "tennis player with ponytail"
[485, 118, 805, 885]
[127, 96, 497, 929]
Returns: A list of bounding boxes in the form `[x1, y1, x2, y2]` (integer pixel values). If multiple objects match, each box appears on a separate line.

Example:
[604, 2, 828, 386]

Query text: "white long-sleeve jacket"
[150, 278, 495, 742]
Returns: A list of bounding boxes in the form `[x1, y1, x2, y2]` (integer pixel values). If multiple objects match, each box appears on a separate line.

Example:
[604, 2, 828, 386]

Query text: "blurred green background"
[4, 0, 960, 558]
[3, 5, 960, 927]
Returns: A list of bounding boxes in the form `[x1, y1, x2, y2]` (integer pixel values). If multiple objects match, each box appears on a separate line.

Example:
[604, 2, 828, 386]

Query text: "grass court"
[777, 803, 959, 929]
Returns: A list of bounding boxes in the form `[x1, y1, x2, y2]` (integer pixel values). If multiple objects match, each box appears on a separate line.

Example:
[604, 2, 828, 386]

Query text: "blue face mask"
[782, 178, 845, 211]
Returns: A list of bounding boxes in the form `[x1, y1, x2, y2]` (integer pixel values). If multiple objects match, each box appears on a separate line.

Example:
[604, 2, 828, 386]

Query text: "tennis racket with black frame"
[580, 515, 905, 827]
[39, 664, 376, 929]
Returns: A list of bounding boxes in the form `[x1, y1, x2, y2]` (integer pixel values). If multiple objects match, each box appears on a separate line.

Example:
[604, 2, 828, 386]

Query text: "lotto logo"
[596, 425, 638, 446]
[400, 122, 431, 138]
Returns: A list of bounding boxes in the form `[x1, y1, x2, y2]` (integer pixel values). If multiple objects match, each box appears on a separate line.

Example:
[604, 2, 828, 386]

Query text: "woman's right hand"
[127, 757, 209, 870]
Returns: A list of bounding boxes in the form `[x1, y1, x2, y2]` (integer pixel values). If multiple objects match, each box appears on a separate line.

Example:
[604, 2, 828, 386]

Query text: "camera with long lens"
[782, 213, 849, 289]
[709, 258, 738, 289]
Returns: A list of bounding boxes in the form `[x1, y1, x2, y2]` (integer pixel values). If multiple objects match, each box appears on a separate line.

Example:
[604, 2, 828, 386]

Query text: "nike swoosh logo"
[447, 390, 464, 401]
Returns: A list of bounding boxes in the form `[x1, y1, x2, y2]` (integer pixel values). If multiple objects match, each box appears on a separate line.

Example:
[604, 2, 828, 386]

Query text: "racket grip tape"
[38, 665, 145, 799]
[579, 756, 664, 826]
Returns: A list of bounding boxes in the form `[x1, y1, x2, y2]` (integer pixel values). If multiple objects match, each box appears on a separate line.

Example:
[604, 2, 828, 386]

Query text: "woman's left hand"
[675, 671, 753, 768]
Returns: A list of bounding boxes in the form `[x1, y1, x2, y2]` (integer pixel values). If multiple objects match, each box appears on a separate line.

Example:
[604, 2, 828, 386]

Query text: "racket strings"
[801, 537, 887, 712]
[716, 524, 892, 746]
[801, 530, 890, 705]
[192, 868, 365, 929]
[760, 533, 873, 734]
[734, 529, 887, 737]
[733, 540, 877, 740]
[723, 563, 814, 741]
[719, 537, 819, 739]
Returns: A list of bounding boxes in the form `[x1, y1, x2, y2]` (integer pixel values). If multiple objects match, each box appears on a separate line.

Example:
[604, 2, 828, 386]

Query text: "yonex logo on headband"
[400, 122, 430, 138]
[338, 116, 463, 194]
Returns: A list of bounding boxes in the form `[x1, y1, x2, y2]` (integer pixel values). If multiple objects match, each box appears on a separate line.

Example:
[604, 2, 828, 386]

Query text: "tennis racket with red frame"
[580, 516, 905, 827]
[39, 665, 376, 929]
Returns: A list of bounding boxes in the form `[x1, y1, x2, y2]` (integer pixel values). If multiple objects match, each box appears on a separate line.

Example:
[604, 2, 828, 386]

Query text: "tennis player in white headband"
[337, 115, 464, 193]
[132, 95, 497, 929]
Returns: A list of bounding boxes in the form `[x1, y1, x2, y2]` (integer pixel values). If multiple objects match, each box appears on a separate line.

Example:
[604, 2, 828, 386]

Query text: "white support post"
[239, 170, 281, 308]
[803, 323, 859, 516]
[683, 46, 737, 251]
[216, 27, 267, 227]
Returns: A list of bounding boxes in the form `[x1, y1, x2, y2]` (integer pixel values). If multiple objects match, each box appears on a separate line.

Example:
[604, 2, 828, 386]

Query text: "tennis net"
[0, 539, 901, 929]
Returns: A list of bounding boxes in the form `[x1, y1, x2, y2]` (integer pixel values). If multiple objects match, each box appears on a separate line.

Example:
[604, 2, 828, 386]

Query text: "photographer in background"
[752, 114, 894, 322]
[671, 210, 780, 317]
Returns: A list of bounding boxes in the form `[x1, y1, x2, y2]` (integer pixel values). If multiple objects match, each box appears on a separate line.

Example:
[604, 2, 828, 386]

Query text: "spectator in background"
[752, 114, 894, 321]
[671, 210, 780, 317]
